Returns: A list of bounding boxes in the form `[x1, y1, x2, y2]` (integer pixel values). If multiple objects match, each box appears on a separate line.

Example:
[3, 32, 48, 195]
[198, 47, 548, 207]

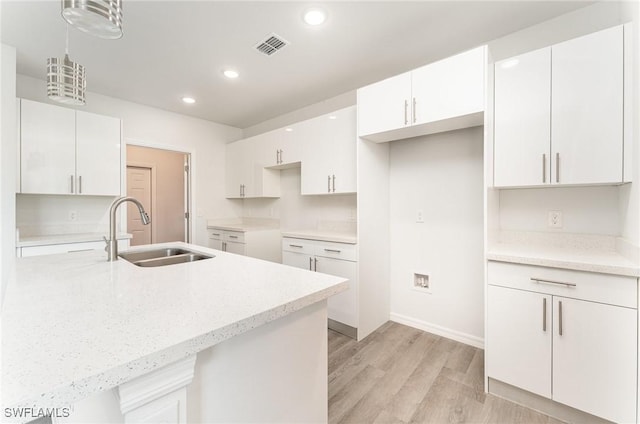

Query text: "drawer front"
[19, 240, 127, 257]
[314, 241, 357, 262]
[223, 231, 245, 243]
[488, 261, 637, 309]
[207, 229, 223, 240]
[282, 238, 315, 255]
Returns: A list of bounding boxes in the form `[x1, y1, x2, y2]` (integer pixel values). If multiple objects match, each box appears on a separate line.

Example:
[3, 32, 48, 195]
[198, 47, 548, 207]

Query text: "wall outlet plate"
[416, 210, 424, 223]
[548, 210, 563, 228]
[68, 210, 77, 221]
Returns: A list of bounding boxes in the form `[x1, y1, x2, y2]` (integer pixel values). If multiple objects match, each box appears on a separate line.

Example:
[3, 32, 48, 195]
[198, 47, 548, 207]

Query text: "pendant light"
[61, 0, 123, 40]
[47, 25, 86, 106]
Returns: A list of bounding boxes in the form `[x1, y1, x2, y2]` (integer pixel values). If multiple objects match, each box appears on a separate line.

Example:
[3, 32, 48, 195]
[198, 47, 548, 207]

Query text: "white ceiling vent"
[254, 33, 290, 56]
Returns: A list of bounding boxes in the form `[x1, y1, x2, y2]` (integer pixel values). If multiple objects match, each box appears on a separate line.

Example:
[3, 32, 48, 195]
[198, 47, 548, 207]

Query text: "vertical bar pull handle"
[327, 175, 331, 193]
[79, 175, 82, 194]
[412, 97, 417, 123]
[542, 154, 546, 183]
[314, 257, 318, 272]
[309, 257, 312, 271]
[555, 153, 560, 183]
[558, 300, 563, 336]
[280, 150, 283, 164]
[70, 175, 74, 193]
[542, 298, 547, 332]
[404, 100, 408, 125]
[332, 175, 336, 192]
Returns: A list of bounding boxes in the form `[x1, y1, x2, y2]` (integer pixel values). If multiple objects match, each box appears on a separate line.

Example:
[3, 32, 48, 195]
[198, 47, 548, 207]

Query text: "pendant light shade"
[61, 0, 123, 39]
[47, 54, 86, 105]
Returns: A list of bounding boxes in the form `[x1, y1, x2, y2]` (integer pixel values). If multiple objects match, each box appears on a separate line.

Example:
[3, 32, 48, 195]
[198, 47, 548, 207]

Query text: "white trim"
[390, 312, 485, 349]
[125, 137, 195, 244]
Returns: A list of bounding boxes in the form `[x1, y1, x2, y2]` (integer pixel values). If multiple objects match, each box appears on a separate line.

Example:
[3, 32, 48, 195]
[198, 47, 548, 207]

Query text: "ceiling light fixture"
[303, 8, 326, 26]
[182, 97, 196, 104]
[223, 70, 239, 79]
[61, 0, 123, 39]
[328, 115, 337, 120]
[285, 128, 293, 132]
[47, 25, 86, 106]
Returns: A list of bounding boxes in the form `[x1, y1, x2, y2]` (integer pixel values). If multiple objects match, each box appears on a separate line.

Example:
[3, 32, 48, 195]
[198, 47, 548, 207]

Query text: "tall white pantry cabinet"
[487, 23, 638, 424]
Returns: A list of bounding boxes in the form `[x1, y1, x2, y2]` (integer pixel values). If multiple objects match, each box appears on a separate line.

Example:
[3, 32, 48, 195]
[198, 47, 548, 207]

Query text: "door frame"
[126, 163, 156, 244]
[124, 137, 194, 244]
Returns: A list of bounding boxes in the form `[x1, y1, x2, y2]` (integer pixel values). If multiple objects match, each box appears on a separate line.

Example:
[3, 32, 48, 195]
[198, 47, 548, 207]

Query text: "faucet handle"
[103, 236, 109, 252]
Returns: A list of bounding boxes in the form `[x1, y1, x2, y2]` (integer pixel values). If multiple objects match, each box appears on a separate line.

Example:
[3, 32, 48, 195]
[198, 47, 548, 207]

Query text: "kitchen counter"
[487, 243, 640, 277]
[282, 229, 357, 244]
[17, 232, 132, 247]
[206, 217, 279, 232]
[1, 242, 347, 412]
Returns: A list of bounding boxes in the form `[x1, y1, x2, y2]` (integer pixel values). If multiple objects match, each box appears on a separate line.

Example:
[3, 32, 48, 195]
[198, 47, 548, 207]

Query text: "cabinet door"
[329, 106, 357, 194]
[487, 285, 551, 398]
[76, 111, 121, 196]
[551, 25, 623, 185]
[552, 296, 636, 423]
[357, 72, 411, 137]
[225, 140, 247, 198]
[278, 123, 303, 166]
[208, 238, 223, 250]
[282, 250, 313, 271]
[412, 46, 485, 125]
[224, 240, 245, 255]
[315, 256, 357, 328]
[20, 99, 76, 194]
[494, 48, 551, 187]
[301, 115, 332, 195]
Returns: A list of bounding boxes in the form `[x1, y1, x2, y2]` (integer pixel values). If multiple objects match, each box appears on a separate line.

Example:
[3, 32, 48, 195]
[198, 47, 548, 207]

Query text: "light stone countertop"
[206, 218, 280, 232]
[1, 242, 347, 411]
[487, 243, 640, 277]
[281, 230, 357, 244]
[17, 232, 132, 248]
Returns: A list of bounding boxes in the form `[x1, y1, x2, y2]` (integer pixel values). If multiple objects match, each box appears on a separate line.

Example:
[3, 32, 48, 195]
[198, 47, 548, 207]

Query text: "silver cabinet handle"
[542, 298, 547, 332]
[558, 300, 563, 336]
[324, 248, 341, 253]
[332, 174, 336, 192]
[279, 149, 283, 164]
[327, 175, 331, 193]
[412, 97, 416, 123]
[229, 235, 238, 239]
[542, 154, 546, 183]
[555, 153, 560, 183]
[314, 257, 318, 272]
[212, 233, 220, 237]
[70, 175, 74, 193]
[309, 257, 312, 271]
[276, 150, 279, 164]
[79, 175, 82, 194]
[404, 100, 408, 125]
[223, 242, 227, 251]
[530, 277, 576, 288]
[289, 244, 303, 248]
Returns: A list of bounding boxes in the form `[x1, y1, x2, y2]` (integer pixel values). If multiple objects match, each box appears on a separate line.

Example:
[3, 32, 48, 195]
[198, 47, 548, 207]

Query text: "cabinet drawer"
[488, 261, 637, 309]
[282, 238, 315, 255]
[314, 241, 357, 262]
[207, 229, 223, 240]
[223, 231, 245, 243]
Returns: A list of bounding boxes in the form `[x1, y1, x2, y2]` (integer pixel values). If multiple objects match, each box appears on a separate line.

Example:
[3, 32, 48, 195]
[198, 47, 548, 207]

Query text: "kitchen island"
[1, 242, 347, 423]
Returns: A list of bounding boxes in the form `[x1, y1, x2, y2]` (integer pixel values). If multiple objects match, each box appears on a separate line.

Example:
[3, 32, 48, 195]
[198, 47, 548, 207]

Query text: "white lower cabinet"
[18, 239, 130, 257]
[207, 228, 281, 263]
[487, 261, 637, 423]
[282, 237, 358, 335]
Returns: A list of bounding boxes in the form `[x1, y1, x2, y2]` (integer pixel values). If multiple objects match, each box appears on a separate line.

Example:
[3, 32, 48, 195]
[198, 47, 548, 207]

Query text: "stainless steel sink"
[119, 247, 214, 267]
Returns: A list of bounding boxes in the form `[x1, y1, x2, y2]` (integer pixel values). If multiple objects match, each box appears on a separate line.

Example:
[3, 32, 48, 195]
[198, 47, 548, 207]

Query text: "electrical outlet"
[416, 210, 424, 223]
[548, 210, 563, 228]
[68, 210, 77, 221]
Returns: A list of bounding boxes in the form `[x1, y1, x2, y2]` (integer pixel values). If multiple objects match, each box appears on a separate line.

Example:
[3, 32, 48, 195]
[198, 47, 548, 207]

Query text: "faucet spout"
[106, 196, 151, 261]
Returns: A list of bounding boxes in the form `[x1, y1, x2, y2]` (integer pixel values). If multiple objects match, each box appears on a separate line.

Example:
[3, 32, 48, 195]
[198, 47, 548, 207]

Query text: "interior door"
[126, 166, 152, 246]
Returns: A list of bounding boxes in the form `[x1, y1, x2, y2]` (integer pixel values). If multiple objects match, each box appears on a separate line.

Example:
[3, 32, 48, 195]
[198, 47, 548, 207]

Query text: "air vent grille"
[254, 33, 289, 56]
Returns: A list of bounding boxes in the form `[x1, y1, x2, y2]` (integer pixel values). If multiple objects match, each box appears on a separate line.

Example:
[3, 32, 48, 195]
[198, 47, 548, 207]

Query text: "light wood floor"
[328, 322, 565, 424]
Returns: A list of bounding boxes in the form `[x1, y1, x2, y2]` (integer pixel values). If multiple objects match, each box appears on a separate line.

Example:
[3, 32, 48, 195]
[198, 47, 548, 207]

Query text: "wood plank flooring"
[328, 322, 565, 424]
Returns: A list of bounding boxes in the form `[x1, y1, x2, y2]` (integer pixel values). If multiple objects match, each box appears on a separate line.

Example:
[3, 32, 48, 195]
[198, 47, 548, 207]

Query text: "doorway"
[126, 145, 190, 246]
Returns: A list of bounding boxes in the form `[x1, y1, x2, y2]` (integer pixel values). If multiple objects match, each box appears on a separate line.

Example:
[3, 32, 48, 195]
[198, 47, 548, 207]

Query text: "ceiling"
[1, 1, 593, 129]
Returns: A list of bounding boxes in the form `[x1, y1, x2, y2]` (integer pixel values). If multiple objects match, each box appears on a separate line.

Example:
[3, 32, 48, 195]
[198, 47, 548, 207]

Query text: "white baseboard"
[390, 313, 484, 349]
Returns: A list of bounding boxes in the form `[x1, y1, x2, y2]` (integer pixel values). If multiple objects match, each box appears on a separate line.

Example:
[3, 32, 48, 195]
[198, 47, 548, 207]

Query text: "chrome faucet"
[106, 196, 150, 261]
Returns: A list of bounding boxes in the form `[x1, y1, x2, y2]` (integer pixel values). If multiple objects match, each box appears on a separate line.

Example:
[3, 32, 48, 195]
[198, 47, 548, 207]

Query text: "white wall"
[241, 168, 356, 231]
[389, 127, 485, 346]
[1, 43, 17, 307]
[16, 75, 243, 247]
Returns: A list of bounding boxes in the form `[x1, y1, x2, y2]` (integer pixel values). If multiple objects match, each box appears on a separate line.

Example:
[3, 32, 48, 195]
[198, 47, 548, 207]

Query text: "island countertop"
[1, 242, 347, 411]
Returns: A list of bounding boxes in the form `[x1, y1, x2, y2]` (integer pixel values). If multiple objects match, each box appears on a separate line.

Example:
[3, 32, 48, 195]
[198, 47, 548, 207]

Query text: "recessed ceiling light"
[328, 115, 337, 120]
[303, 8, 326, 26]
[223, 69, 239, 79]
[285, 128, 293, 132]
[182, 97, 196, 104]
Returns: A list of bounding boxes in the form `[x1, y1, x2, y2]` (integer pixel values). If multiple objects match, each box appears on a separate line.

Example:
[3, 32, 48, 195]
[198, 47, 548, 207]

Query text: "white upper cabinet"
[493, 25, 627, 188]
[551, 25, 623, 185]
[358, 46, 486, 143]
[20, 99, 121, 196]
[75, 111, 121, 195]
[494, 48, 551, 187]
[301, 106, 357, 195]
[262, 125, 304, 168]
[225, 137, 280, 199]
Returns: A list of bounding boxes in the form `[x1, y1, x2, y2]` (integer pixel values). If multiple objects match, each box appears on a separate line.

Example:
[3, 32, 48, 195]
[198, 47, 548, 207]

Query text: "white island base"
[60, 301, 328, 423]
